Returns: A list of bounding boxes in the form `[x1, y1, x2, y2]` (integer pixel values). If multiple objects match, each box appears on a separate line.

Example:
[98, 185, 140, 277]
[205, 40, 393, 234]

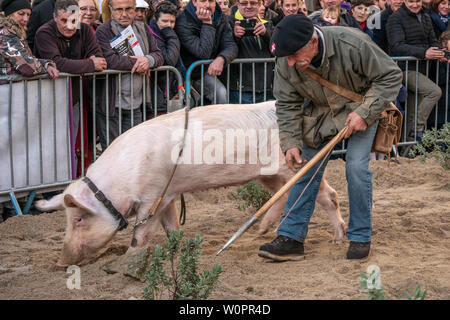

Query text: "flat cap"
[270, 14, 314, 57]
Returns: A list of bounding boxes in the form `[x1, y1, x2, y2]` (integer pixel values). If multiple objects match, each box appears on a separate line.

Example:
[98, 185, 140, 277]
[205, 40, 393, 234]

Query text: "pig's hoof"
[102, 246, 152, 281]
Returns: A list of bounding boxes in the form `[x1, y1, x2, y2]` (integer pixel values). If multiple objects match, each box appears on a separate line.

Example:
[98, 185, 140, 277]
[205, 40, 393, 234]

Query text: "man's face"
[110, 0, 136, 26]
[404, 0, 422, 13]
[192, 0, 216, 16]
[387, 0, 404, 11]
[351, 4, 370, 23]
[286, 37, 319, 70]
[321, 0, 342, 8]
[135, 8, 147, 21]
[264, 0, 274, 7]
[282, 0, 299, 16]
[54, 9, 79, 38]
[156, 12, 176, 29]
[238, 0, 261, 18]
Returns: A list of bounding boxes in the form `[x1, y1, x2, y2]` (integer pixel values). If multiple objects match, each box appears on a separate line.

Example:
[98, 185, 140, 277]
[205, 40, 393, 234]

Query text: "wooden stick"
[217, 126, 349, 256]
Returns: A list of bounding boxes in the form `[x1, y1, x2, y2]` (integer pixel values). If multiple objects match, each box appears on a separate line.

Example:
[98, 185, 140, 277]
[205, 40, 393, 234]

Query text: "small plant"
[404, 284, 427, 300]
[359, 269, 386, 300]
[409, 123, 450, 170]
[229, 181, 272, 211]
[142, 230, 223, 300]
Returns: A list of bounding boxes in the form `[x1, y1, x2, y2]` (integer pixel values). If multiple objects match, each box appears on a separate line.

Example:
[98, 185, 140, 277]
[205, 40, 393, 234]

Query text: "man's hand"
[253, 21, 266, 36]
[425, 47, 445, 61]
[196, 7, 213, 24]
[46, 65, 59, 79]
[89, 55, 107, 71]
[344, 111, 368, 139]
[234, 21, 246, 38]
[285, 147, 306, 173]
[207, 56, 225, 76]
[130, 56, 150, 74]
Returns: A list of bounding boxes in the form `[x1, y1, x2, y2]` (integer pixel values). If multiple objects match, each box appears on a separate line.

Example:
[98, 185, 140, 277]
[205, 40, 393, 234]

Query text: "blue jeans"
[229, 90, 275, 104]
[278, 122, 378, 243]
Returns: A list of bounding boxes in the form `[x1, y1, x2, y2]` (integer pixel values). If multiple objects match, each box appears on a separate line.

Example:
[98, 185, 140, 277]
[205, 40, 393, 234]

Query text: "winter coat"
[386, 3, 439, 73]
[95, 19, 164, 116]
[174, 1, 238, 80]
[228, 9, 274, 92]
[0, 14, 54, 79]
[148, 19, 181, 68]
[34, 20, 103, 74]
[274, 26, 403, 153]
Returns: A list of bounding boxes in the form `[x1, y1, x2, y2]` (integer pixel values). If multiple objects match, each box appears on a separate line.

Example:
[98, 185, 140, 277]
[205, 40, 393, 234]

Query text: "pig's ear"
[63, 193, 96, 215]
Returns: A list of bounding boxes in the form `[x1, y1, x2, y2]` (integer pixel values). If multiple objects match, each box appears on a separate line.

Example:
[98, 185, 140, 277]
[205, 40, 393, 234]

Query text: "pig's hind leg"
[316, 179, 346, 243]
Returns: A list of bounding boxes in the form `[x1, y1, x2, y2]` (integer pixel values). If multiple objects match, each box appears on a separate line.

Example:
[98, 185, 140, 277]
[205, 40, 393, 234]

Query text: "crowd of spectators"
[1, 0, 449, 157]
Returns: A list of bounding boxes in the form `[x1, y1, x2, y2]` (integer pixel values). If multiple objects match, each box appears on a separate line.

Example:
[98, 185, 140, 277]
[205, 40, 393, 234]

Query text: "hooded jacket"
[175, 1, 238, 80]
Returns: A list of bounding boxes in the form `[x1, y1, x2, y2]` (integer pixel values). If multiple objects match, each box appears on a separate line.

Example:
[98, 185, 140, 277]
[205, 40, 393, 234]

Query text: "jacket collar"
[233, 9, 268, 24]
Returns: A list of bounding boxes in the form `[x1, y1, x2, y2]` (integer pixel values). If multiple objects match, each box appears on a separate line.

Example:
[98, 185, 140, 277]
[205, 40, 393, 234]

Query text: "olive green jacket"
[274, 26, 403, 154]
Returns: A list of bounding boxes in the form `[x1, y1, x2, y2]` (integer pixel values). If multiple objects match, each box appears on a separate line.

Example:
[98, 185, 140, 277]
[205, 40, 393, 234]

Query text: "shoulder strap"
[303, 68, 363, 103]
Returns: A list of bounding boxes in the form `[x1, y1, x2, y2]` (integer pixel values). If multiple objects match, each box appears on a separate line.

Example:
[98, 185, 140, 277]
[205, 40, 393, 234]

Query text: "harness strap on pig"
[132, 107, 190, 232]
[82, 176, 129, 231]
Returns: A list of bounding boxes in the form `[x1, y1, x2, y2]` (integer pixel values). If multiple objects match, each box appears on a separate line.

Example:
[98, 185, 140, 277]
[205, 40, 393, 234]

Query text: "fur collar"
[0, 13, 27, 39]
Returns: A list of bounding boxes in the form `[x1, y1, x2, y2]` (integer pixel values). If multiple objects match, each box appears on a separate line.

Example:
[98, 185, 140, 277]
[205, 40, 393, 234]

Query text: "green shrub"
[142, 230, 223, 300]
[404, 284, 427, 300]
[359, 269, 386, 300]
[229, 181, 272, 211]
[409, 123, 450, 170]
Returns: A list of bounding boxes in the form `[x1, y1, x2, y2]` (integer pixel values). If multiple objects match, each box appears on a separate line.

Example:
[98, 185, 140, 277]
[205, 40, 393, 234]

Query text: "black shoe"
[258, 235, 305, 261]
[346, 241, 371, 260]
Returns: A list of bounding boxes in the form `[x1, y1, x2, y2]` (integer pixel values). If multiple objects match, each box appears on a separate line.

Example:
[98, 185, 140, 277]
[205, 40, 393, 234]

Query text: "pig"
[35, 101, 346, 267]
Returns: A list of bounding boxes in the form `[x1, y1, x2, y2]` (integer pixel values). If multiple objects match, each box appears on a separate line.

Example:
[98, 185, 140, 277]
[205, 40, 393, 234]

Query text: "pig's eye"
[77, 218, 82, 222]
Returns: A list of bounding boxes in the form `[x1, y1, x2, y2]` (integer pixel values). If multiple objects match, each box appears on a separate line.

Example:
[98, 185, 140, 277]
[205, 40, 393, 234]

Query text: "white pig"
[35, 101, 346, 266]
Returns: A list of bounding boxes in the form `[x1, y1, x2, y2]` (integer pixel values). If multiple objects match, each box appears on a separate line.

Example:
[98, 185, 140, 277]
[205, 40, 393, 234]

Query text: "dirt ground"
[0, 157, 449, 300]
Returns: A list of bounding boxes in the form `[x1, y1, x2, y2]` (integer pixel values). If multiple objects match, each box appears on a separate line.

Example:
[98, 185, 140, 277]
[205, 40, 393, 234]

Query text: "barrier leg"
[9, 191, 23, 215]
[22, 190, 36, 215]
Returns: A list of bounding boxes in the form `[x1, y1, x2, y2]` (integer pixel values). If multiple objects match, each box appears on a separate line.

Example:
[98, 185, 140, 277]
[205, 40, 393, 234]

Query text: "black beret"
[270, 14, 314, 57]
[1, 0, 31, 16]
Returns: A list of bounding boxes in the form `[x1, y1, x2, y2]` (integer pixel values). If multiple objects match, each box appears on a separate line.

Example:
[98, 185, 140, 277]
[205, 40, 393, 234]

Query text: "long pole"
[216, 126, 349, 256]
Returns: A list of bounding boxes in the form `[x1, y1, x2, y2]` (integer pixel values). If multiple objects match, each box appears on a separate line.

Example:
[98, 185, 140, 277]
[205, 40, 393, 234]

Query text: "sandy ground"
[0, 157, 449, 300]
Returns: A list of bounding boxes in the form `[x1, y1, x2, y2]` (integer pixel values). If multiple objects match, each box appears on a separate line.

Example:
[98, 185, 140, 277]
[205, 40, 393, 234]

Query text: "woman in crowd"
[272, 0, 301, 25]
[430, 0, 449, 39]
[79, 0, 102, 30]
[0, 0, 58, 78]
[350, 0, 374, 38]
[217, 0, 231, 15]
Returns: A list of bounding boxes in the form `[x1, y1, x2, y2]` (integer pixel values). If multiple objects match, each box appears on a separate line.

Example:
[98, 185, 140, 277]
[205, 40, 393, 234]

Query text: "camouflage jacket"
[0, 14, 55, 77]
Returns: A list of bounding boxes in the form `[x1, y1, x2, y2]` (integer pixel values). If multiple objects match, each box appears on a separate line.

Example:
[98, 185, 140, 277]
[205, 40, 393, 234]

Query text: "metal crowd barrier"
[185, 56, 449, 156]
[0, 66, 183, 215]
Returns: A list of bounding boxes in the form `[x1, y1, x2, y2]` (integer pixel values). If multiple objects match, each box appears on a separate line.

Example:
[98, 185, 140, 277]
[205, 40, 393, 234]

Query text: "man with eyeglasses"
[95, 0, 164, 150]
[175, 0, 238, 105]
[228, 0, 275, 103]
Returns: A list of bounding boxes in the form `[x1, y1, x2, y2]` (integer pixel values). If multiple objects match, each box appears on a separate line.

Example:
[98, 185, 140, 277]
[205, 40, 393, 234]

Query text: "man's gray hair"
[109, 0, 137, 7]
[54, 0, 79, 16]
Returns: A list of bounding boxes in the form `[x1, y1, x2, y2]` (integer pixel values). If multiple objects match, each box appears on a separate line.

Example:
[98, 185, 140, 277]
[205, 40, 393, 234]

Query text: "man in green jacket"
[258, 14, 403, 261]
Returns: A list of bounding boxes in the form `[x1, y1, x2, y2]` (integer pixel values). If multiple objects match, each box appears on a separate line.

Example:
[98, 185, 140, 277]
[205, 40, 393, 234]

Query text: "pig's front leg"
[130, 198, 179, 249]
